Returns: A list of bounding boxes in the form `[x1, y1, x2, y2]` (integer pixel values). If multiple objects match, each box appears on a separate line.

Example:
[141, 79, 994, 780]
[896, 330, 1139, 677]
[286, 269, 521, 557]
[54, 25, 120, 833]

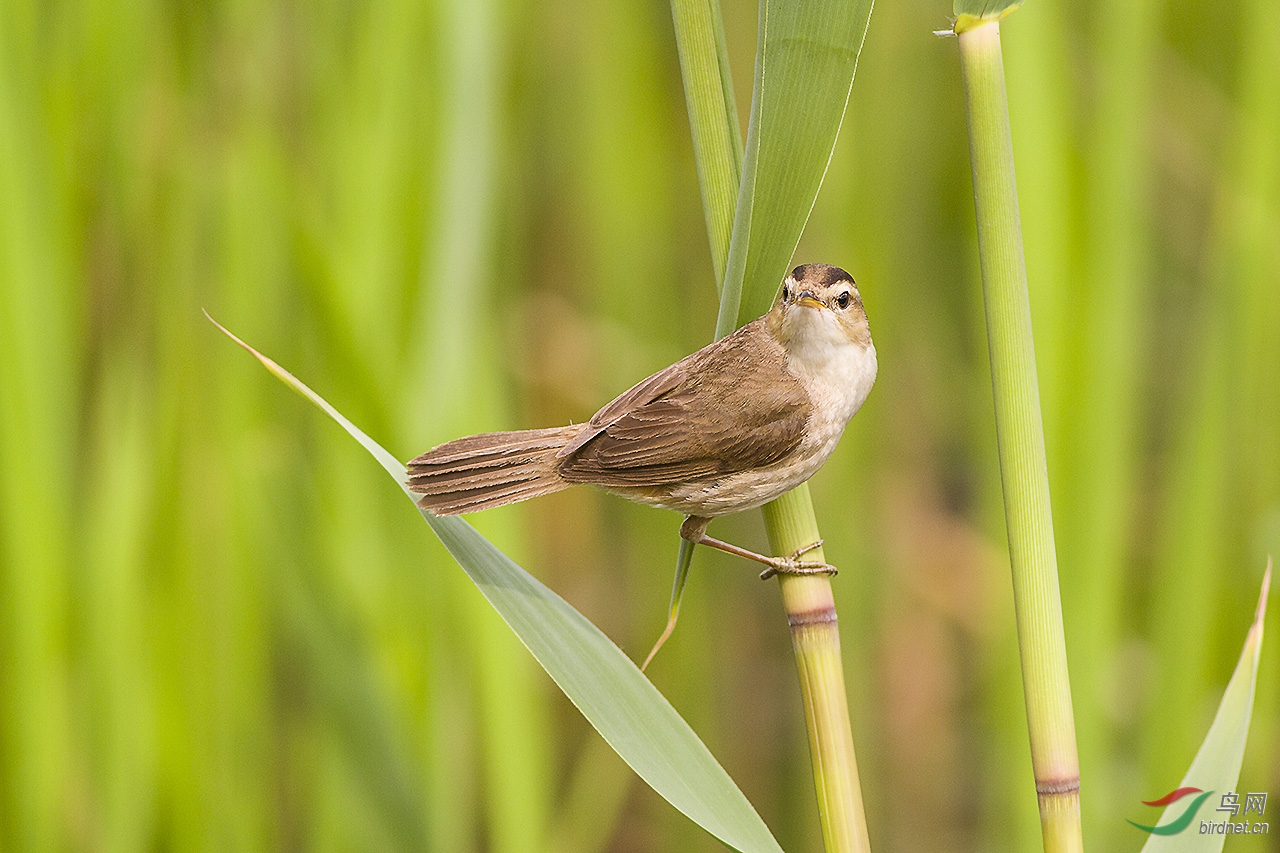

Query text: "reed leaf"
[670, 0, 743, 287]
[1139, 564, 1270, 852]
[716, 0, 873, 337]
[209, 316, 785, 853]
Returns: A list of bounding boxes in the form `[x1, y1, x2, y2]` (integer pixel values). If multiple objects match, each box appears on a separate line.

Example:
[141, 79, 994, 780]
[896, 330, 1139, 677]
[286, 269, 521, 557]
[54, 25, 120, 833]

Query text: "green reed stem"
[671, 0, 871, 846]
[763, 490, 870, 853]
[956, 19, 1082, 852]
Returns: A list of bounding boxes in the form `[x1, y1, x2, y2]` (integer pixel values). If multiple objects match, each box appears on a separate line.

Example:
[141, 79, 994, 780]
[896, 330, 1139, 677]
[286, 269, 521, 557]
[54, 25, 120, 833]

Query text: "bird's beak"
[795, 291, 825, 310]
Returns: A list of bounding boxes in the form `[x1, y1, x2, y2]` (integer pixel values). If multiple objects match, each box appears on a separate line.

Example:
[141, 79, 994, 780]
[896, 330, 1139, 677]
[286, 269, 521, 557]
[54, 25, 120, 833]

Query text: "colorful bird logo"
[1127, 787, 1215, 835]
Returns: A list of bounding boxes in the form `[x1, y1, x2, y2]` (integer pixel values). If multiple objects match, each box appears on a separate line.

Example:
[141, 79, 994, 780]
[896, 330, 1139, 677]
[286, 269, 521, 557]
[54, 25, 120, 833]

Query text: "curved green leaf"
[1140, 563, 1271, 852]
[716, 0, 874, 336]
[208, 315, 785, 853]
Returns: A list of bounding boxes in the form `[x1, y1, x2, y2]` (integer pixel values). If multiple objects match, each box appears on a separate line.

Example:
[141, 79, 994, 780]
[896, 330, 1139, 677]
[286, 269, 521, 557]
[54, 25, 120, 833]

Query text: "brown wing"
[557, 319, 810, 487]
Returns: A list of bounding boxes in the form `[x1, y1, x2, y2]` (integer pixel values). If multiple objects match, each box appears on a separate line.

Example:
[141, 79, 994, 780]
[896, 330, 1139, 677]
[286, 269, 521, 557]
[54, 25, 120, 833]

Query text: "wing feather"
[557, 318, 809, 487]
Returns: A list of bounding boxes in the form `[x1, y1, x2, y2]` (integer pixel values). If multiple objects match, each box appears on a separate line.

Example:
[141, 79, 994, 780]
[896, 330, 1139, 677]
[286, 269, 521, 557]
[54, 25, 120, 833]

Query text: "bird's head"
[767, 263, 872, 353]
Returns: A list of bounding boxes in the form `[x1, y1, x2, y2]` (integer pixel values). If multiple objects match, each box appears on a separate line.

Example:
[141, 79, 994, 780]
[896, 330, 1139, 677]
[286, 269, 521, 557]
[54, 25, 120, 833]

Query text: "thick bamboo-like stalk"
[762, 489, 870, 853]
[955, 20, 1082, 853]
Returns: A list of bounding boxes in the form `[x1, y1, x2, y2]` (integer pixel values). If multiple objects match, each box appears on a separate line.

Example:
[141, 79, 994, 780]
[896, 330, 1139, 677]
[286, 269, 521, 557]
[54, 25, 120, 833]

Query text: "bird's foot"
[679, 519, 838, 581]
[758, 540, 837, 580]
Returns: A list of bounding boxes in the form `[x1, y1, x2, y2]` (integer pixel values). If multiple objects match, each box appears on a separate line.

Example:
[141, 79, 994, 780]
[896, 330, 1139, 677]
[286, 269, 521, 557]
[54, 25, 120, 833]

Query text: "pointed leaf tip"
[205, 311, 407, 481]
[1254, 558, 1271, 629]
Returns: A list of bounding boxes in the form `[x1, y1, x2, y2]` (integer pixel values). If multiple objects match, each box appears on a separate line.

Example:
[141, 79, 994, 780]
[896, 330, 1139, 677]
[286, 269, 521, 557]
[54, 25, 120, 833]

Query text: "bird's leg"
[642, 517, 839, 670]
[679, 516, 837, 581]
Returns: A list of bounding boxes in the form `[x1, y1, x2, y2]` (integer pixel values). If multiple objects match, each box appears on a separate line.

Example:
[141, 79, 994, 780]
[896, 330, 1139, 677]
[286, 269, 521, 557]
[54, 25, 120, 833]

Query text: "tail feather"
[408, 426, 579, 515]
[414, 478, 556, 515]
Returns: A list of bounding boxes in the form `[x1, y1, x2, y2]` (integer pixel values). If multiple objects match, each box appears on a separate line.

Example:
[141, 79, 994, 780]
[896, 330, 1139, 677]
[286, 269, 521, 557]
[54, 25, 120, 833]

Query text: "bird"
[407, 263, 877, 584]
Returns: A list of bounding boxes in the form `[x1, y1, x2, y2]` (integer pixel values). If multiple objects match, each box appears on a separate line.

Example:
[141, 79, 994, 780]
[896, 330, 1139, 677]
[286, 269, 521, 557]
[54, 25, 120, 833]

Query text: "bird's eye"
[781, 285, 791, 302]
[836, 290, 851, 309]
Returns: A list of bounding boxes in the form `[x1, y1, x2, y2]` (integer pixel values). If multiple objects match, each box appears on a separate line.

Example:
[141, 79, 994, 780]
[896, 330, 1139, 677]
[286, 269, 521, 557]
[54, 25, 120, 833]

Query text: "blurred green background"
[1, 0, 1277, 849]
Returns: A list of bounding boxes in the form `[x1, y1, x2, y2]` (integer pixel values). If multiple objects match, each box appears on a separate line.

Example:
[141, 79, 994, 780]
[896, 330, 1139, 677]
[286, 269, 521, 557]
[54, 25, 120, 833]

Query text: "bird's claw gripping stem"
[678, 518, 838, 581]
[758, 540, 838, 580]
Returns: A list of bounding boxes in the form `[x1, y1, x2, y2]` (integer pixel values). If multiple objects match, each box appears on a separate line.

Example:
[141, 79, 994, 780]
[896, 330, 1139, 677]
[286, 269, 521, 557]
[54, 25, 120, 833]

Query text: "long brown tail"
[407, 426, 581, 515]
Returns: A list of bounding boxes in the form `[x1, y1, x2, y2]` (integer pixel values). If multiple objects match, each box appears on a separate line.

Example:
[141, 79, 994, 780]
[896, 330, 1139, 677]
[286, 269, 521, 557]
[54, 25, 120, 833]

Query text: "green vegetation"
[0, 0, 1276, 850]
[956, 14, 1081, 850]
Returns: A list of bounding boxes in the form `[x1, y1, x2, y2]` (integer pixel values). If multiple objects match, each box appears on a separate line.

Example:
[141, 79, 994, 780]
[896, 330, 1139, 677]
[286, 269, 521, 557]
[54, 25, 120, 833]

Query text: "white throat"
[783, 307, 878, 426]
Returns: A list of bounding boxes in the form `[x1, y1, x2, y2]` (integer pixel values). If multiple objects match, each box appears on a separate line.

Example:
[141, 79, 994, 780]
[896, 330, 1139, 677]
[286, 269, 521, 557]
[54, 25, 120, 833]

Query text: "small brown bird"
[408, 263, 877, 582]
